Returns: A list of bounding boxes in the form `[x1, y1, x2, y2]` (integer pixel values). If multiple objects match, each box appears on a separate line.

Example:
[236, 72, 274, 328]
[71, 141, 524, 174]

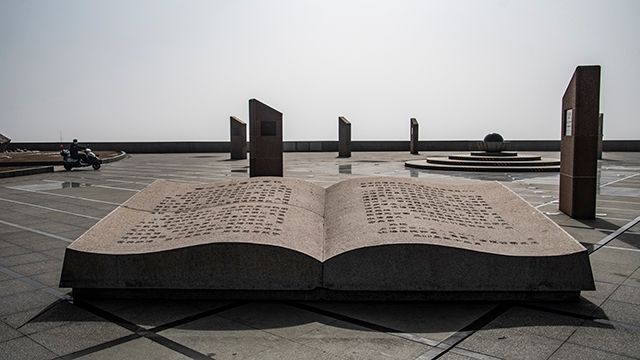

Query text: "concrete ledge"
[9, 140, 640, 153]
[603, 140, 640, 151]
[0, 166, 54, 178]
[10, 142, 228, 153]
[102, 151, 128, 164]
[0, 151, 127, 166]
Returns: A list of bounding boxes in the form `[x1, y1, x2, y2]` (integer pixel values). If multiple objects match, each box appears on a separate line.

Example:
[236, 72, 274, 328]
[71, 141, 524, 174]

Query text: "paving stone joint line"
[58, 300, 247, 359]
[588, 215, 640, 254]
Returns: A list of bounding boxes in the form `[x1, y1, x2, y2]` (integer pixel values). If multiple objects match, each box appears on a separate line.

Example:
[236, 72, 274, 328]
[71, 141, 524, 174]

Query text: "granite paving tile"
[0, 335, 57, 360]
[299, 301, 495, 343]
[566, 320, 640, 358]
[0, 271, 12, 282]
[0, 289, 59, 317]
[75, 337, 190, 360]
[19, 222, 81, 237]
[218, 302, 337, 340]
[0, 319, 22, 343]
[484, 306, 583, 341]
[604, 240, 640, 251]
[0, 245, 32, 258]
[244, 338, 348, 360]
[0, 226, 23, 236]
[0, 253, 52, 267]
[159, 313, 288, 360]
[590, 260, 639, 285]
[591, 247, 640, 267]
[548, 342, 636, 360]
[2, 308, 53, 329]
[39, 247, 66, 260]
[456, 325, 564, 360]
[87, 299, 230, 329]
[438, 349, 501, 360]
[561, 226, 610, 244]
[32, 271, 63, 289]
[609, 284, 640, 305]
[5, 235, 69, 252]
[8, 258, 62, 277]
[18, 300, 104, 335]
[0, 213, 46, 226]
[0, 241, 16, 250]
[28, 321, 133, 356]
[597, 298, 640, 326]
[582, 281, 619, 306]
[295, 319, 432, 360]
[0, 278, 43, 297]
[623, 267, 640, 288]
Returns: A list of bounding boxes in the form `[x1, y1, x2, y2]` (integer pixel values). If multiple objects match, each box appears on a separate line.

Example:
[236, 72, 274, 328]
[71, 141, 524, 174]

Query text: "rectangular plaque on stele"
[560, 66, 601, 219]
[60, 176, 594, 301]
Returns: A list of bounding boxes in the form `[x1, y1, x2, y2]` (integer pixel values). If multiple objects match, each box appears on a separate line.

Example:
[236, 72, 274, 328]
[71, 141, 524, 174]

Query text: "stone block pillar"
[230, 116, 247, 160]
[0, 133, 10, 152]
[249, 99, 283, 177]
[338, 116, 351, 158]
[410, 118, 419, 154]
[559, 65, 601, 219]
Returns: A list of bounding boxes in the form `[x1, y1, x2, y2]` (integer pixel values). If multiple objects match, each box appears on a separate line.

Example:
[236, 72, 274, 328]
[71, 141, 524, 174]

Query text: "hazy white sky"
[1, 0, 638, 142]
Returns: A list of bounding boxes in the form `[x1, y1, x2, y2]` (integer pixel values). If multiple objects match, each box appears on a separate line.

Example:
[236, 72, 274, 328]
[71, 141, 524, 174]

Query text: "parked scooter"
[60, 147, 102, 171]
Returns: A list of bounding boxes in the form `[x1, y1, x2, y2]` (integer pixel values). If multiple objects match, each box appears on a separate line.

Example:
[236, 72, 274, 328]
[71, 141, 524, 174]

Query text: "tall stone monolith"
[0, 133, 10, 152]
[230, 116, 247, 160]
[559, 65, 601, 219]
[338, 116, 351, 158]
[249, 99, 283, 177]
[410, 118, 419, 155]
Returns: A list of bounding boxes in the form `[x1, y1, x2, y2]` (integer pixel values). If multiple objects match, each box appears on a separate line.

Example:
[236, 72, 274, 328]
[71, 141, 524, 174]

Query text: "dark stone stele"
[229, 116, 247, 160]
[559, 65, 601, 219]
[338, 116, 351, 158]
[249, 99, 283, 177]
[410, 118, 419, 155]
[0, 133, 10, 152]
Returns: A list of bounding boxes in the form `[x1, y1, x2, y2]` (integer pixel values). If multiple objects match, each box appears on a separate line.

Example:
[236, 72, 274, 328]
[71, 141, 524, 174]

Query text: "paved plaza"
[0, 151, 639, 359]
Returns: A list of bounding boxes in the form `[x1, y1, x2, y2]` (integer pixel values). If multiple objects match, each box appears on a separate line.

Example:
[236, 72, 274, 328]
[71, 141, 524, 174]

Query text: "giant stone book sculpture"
[60, 177, 594, 300]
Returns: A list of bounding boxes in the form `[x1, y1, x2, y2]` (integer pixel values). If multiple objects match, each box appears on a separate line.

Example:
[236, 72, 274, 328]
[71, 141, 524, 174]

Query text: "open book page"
[68, 177, 326, 260]
[323, 176, 585, 261]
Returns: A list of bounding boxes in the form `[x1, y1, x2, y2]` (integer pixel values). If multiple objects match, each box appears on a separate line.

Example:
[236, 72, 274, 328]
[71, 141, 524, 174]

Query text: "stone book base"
[60, 177, 595, 301]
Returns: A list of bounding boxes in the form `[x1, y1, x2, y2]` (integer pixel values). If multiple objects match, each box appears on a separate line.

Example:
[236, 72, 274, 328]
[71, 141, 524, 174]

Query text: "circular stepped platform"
[405, 152, 560, 172]
[449, 154, 542, 161]
[469, 151, 519, 157]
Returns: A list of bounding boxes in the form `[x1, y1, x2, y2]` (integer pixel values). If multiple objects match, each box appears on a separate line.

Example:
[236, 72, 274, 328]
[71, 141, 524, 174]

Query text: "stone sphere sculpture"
[483, 133, 505, 153]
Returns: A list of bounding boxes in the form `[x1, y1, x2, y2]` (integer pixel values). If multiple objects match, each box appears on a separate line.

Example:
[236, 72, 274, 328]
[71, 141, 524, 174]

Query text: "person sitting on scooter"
[70, 139, 88, 162]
